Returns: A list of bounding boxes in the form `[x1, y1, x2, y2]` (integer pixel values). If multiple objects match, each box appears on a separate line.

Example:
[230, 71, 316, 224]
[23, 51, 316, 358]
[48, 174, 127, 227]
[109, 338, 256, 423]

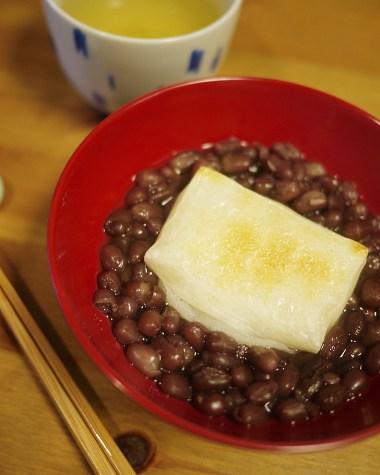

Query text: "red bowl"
[48, 77, 380, 452]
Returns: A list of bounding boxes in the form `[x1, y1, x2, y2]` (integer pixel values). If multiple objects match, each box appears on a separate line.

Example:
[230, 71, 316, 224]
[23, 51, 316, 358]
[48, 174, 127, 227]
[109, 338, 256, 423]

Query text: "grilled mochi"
[144, 167, 368, 353]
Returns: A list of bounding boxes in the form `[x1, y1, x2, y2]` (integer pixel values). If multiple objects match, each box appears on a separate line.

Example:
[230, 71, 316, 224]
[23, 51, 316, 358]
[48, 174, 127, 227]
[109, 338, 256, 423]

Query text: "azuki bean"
[113, 319, 144, 345]
[244, 380, 279, 404]
[363, 342, 380, 375]
[145, 285, 166, 309]
[276, 365, 299, 397]
[205, 331, 237, 354]
[295, 374, 323, 401]
[339, 341, 364, 363]
[314, 383, 348, 413]
[113, 295, 139, 320]
[292, 190, 328, 214]
[346, 202, 369, 221]
[123, 281, 152, 306]
[100, 243, 126, 271]
[341, 219, 374, 241]
[340, 180, 359, 205]
[181, 322, 208, 352]
[160, 373, 191, 400]
[320, 326, 348, 360]
[166, 334, 196, 366]
[213, 138, 242, 155]
[193, 392, 226, 417]
[365, 252, 380, 275]
[93, 289, 116, 314]
[253, 175, 276, 196]
[147, 217, 163, 236]
[271, 142, 303, 161]
[201, 350, 240, 369]
[343, 310, 365, 339]
[271, 180, 303, 203]
[104, 208, 134, 235]
[138, 310, 162, 337]
[97, 270, 122, 295]
[161, 306, 182, 334]
[224, 387, 245, 413]
[247, 346, 280, 374]
[117, 265, 133, 283]
[191, 367, 231, 392]
[135, 169, 163, 189]
[360, 275, 380, 309]
[221, 152, 252, 175]
[130, 221, 150, 240]
[363, 320, 380, 347]
[127, 240, 150, 264]
[131, 202, 162, 223]
[126, 343, 161, 379]
[304, 161, 326, 177]
[233, 403, 270, 425]
[112, 234, 132, 254]
[323, 210, 343, 230]
[230, 364, 255, 389]
[322, 371, 340, 385]
[169, 151, 198, 173]
[342, 368, 369, 396]
[274, 399, 308, 423]
[264, 154, 293, 179]
[160, 344, 185, 372]
[125, 186, 148, 206]
[132, 262, 158, 284]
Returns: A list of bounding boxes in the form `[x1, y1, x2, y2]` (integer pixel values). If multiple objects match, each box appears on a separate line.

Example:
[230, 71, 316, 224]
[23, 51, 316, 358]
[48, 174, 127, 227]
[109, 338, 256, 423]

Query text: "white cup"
[41, 0, 242, 114]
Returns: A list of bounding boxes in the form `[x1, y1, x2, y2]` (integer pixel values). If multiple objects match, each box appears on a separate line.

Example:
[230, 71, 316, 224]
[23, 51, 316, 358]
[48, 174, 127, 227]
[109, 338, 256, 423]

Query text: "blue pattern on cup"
[210, 47, 222, 71]
[108, 75, 116, 90]
[73, 28, 89, 58]
[188, 49, 204, 73]
[92, 91, 106, 109]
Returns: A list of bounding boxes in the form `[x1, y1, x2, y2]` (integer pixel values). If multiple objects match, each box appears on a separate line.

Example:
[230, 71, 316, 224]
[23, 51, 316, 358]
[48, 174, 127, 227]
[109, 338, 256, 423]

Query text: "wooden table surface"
[1, 1, 380, 473]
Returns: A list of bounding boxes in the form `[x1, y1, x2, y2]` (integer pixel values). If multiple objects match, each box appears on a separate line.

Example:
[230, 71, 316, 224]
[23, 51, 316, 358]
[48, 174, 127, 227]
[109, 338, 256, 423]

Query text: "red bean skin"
[234, 403, 270, 425]
[113, 319, 144, 345]
[320, 326, 348, 360]
[247, 346, 280, 374]
[97, 270, 122, 295]
[191, 367, 231, 392]
[104, 208, 133, 235]
[205, 331, 237, 354]
[181, 322, 207, 352]
[343, 369, 369, 396]
[100, 244, 126, 271]
[360, 276, 380, 309]
[160, 344, 185, 372]
[160, 373, 191, 400]
[138, 310, 162, 337]
[126, 343, 161, 379]
[194, 393, 226, 417]
[93, 289, 116, 314]
[314, 384, 348, 413]
[275, 399, 308, 423]
[244, 380, 279, 404]
[363, 342, 380, 375]
[161, 306, 182, 334]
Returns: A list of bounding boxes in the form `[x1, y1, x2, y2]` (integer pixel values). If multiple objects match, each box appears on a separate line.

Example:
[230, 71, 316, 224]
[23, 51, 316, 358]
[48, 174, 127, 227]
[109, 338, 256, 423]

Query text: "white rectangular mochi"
[144, 167, 368, 353]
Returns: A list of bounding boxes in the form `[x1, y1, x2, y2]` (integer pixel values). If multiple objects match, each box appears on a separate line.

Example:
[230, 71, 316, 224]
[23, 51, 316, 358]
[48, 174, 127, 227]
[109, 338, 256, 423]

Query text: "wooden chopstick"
[0, 265, 136, 475]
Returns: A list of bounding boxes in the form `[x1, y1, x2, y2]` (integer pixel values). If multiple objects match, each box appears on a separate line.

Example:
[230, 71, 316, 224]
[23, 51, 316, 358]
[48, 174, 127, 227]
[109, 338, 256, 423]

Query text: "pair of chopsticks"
[0, 264, 136, 475]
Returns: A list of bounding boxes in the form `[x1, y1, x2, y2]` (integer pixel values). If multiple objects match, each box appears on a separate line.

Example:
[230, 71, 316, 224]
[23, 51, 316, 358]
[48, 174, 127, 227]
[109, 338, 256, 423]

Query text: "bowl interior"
[48, 77, 380, 451]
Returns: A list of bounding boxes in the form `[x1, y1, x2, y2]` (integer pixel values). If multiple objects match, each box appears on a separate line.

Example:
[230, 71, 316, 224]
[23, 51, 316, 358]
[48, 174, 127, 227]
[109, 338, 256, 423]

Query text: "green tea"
[57, 0, 222, 38]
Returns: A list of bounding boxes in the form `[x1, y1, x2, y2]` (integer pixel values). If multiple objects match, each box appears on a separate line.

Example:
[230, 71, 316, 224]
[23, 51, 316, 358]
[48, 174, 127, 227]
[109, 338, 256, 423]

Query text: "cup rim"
[42, 0, 242, 44]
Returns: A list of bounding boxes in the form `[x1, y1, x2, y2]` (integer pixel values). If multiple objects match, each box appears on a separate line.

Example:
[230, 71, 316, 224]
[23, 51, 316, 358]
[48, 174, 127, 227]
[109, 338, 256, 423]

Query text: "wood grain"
[1, 1, 380, 474]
